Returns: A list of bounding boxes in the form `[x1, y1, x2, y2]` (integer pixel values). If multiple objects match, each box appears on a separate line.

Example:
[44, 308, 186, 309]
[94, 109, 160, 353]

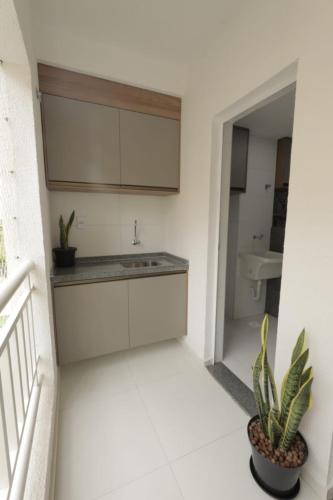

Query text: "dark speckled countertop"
[51, 252, 189, 285]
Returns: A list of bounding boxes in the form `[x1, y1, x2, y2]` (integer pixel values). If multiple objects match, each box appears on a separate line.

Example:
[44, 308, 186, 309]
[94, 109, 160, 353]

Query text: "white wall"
[167, 1, 333, 496]
[232, 134, 276, 319]
[34, 24, 187, 97]
[50, 192, 169, 257]
[1, 0, 57, 498]
[33, 23, 187, 259]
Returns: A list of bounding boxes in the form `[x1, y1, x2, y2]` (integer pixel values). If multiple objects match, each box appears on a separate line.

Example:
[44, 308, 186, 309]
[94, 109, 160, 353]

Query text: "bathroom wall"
[49, 191, 169, 257]
[226, 133, 277, 319]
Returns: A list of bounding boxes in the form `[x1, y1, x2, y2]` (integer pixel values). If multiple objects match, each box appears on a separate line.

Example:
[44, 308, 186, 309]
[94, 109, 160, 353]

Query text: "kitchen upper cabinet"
[54, 280, 129, 364]
[42, 94, 121, 185]
[128, 273, 187, 348]
[39, 64, 181, 194]
[119, 110, 180, 189]
[230, 126, 249, 192]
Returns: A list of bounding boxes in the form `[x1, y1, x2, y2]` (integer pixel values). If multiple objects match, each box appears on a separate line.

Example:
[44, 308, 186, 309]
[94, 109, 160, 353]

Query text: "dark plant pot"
[53, 247, 77, 268]
[248, 416, 308, 499]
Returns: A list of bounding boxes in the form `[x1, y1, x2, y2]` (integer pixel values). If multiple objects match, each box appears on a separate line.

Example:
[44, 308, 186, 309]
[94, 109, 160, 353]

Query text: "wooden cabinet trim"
[38, 63, 181, 120]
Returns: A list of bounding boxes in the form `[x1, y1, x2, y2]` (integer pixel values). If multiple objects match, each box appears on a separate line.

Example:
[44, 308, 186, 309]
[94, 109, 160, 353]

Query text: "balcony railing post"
[7, 342, 19, 444]
[27, 276, 37, 383]
[0, 259, 40, 499]
[14, 327, 26, 416]
[0, 370, 12, 486]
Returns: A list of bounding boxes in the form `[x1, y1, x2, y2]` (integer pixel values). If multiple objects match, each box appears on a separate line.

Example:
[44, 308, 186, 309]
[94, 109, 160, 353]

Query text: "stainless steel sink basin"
[121, 260, 161, 269]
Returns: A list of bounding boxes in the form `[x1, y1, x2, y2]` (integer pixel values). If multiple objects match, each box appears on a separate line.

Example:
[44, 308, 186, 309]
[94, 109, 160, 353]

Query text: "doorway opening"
[215, 86, 295, 390]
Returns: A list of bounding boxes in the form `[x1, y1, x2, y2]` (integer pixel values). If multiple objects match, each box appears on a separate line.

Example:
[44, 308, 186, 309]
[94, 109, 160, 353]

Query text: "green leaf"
[68, 210, 75, 229]
[267, 408, 283, 448]
[301, 366, 313, 387]
[280, 349, 309, 426]
[279, 376, 313, 451]
[268, 363, 279, 409]
[65, 210, 75, 247]
[260, 314, 269, 347]
[253, 349, 267, 433]
[261, 316, 270, 407]
[59, 216, 66, 248]
[291, 329, 306, 364]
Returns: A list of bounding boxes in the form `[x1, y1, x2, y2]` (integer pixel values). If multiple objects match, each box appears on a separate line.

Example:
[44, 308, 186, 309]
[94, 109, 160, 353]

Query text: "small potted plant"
[248, 315, 313, 498]
[52, 210, 76, 267]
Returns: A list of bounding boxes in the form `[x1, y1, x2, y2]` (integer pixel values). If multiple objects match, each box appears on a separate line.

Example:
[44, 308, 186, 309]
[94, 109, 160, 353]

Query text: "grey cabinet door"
[120, 110, 180, 189]
[43, 94, 121, 184]
[230, 126, 249, 192]
[54, 281, 129, 364]
[129, 274, 187, 348]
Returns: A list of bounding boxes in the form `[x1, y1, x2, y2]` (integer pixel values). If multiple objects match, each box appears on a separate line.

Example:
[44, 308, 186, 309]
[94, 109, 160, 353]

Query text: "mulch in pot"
[249, 418, 306, 468]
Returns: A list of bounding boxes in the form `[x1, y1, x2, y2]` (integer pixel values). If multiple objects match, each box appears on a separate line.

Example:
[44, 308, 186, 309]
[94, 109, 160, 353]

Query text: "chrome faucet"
[253, 234, 264, 240]
[131, 220, 141, 246]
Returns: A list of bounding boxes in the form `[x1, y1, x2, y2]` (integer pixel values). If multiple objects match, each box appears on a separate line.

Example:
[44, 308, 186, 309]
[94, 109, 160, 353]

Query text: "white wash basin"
[239, 251, 283, 280]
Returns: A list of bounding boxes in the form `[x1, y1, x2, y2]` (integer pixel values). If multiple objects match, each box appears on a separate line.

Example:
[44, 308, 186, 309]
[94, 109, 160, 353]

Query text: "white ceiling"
[31, 0, 240, 63]
[236, 90, 296, 139]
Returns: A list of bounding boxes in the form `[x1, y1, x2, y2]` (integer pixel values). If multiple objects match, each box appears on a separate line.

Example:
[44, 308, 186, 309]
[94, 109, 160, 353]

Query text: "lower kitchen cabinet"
[54, 280, 129, 364]
[53, 272, 187, 364]
[129, 274, 187, 348]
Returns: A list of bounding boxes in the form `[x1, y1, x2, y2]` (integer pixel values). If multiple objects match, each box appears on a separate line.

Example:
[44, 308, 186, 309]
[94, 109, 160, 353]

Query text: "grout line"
[169, 424, 246, 466]
[92, 352, 186, 500]
[59, 344, 249, 500]
[168, 463, 186, 499]
[134, 371, 185, 498]
[91, 464, 170, 500]
[134, 378, 169, 464]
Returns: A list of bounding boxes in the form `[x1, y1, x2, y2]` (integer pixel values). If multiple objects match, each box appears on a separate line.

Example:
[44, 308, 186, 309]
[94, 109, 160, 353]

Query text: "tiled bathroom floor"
[55, 339, 317, 500]
[223, 314, 278, 387]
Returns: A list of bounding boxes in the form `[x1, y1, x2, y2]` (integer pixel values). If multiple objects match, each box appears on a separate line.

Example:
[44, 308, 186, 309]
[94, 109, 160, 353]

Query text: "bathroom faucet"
[253, 234, 264, 240]
[131, 220, 141, 246]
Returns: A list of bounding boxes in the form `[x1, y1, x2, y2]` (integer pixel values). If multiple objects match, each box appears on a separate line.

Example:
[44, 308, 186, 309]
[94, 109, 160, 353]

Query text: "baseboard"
[46, 371, 60, 500]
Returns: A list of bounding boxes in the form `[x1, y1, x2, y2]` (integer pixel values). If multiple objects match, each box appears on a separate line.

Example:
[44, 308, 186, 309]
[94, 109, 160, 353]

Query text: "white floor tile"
[223, 314, 277, 387]
[56, 339, 318, 500]
[172, 428, 318, 500]
[59, 351, 135, 413]
[55, 390, 166, 500]
[126, 339, 200, 387]
[139, 368, 248, 461]
[99, 466, 183, 500]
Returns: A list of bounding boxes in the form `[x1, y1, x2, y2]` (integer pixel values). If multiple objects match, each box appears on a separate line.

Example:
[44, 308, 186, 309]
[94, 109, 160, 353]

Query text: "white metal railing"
[0, 261, 40, 500]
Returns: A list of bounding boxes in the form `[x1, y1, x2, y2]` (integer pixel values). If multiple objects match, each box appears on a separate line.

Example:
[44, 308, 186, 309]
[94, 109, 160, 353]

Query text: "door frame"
[203, 62, 298, 364]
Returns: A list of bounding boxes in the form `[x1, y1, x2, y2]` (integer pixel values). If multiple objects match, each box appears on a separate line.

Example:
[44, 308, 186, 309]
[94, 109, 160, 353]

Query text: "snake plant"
[59, 210, 75, 249]
[253, 315, 313, 452]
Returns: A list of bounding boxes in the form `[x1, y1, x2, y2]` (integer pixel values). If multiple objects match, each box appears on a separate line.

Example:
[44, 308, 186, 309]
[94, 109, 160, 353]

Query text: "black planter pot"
[53, 247, 77, 267]
[248, 416, 308, 499]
